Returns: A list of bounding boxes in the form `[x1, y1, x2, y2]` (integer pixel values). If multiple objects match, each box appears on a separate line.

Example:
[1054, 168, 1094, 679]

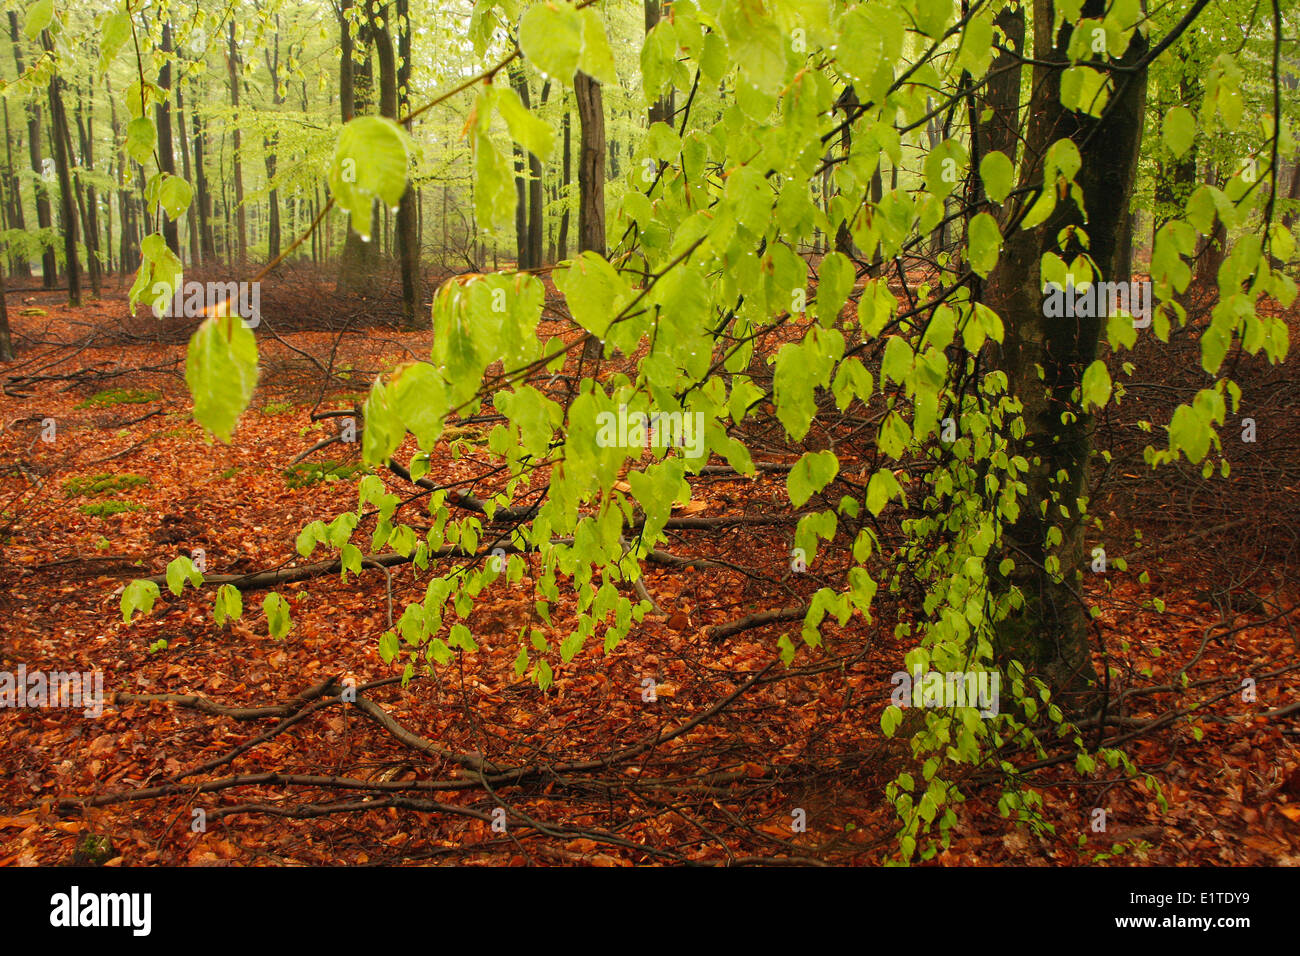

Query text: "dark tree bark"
[40, 30, 80, 306]
[337, 0, 378, 295]
[193, 101, 214, 261]
[2, 99, 30, 277]
[644, 2, 674, 126]
[262, 17, 283, 262]
[983, 0, 1148, 704]
[73, 85, 102, 296]
[976, 4, 1026, 166]
[557, 100, 571, 261]
[107, 76, 138, 276]
[371, 0, 417, 324]
[0, 268, 13, 360]
[10, 12, 57, 286]
[156, 22, 180, 256]
[508, 64, 546, 270]
[575, 70, 605, 362]
[227, 21, 247, 265]
[394, 0, 420, 323]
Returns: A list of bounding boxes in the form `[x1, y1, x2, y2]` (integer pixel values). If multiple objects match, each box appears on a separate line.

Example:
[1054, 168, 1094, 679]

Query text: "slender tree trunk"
[10, 12, 57, 286]
[0, 268, 12, 360]
[0, 270, 12, 361]
[557, 101, 571, 261]
[394, 0, 419, 323]
[337, 0, 377, 294]
[575, 70, 605, 362]
[512, 138, 528, 267]
[107, 78, 136, 276]
[262, 19, 282, 262]
[983, 0, 1147, 704]
[40, 30, 80, 306]
[192, 102, 214, 261]
[176, 78, 200, 267]
[156, 22, 180, 255]
[644, 2, 674, 126]
[2, 100, 30, 277]
[227, 21, 246, 266]
[74, 85, 102, 296]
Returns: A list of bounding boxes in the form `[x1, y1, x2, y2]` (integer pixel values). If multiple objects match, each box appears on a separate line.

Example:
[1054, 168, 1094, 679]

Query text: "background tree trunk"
[227, 21, 247, 266]
[337, 0, 377, 295]
[262, 20, 283, 262]
[0, 269, 13, 360]
[157, 22, 180, 256]
[575, 70, 605, 362]
[74, 85, 102, 296]
[41, 30, 80, 306]
[557, 101, 571, 261]
[10, 12, 57, 287]
[2, 100, 31, 278]
[394, 0, 420, 322]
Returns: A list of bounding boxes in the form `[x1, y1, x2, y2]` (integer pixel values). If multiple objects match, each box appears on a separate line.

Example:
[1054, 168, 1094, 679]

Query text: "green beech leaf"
[121, 579, 160, 623]
[25, 0, 53, 39]
[1162, 106, 1196, 159]
[519, 1, 582, 82]
[186, 315, 259, 442]
[264, 592, 293, 639]
[1081, 360, 1111, 410]
[787, 450, 839, 507]
[980, 151, 1013, 205]
[328, 116, 410, 241]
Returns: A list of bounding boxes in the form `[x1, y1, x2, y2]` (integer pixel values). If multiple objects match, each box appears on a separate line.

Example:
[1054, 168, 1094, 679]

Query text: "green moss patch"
[76, 388, 162, 409]
[79, 501, 144, 518]
[62, 472, 151, 497]
[283, 460, 366, 489]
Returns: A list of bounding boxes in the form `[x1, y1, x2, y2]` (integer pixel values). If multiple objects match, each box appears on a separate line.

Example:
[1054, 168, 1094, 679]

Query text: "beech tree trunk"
[40, 30, 80, 306]
[644, 2, 674, 126]
[575, 70, 605, 362]
[74, 85, 102, 296]
[10, 12, 57, 287]
[983, 0, 1148, 705]
[157, 22, 180, 256]
[337, 0, 377, 295]
[262, 20, 283, 262]
[394, 0, 420, 322]
[2, 99, 30, 278]
[557, 101, 571, 261]
[227, 21, 247, 266]
[0, 268, 13, 360]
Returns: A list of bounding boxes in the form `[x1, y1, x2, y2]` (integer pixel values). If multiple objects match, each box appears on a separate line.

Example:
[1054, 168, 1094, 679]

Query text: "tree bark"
[40, 30, 80, 306]
[227, 21, 247, 266]
[575, 70, 605, 362]
[337, 0, 377, 295]
[976, 5, 1025, 166]
[262, 18, 283, 262]
[9, 11, 57, 286]
[644, 2, 674, 126]
[73, 84, 102, 296]
[156, 22, 180, 256]
[558, 101, 571, 261]
[2, 99, 30, 277]
[983, 0, 1148, 704]
[0, 268, 13, 360]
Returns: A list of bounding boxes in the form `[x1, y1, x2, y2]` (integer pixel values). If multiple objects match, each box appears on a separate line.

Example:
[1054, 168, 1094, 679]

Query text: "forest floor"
[2, 270, 1299, 866]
